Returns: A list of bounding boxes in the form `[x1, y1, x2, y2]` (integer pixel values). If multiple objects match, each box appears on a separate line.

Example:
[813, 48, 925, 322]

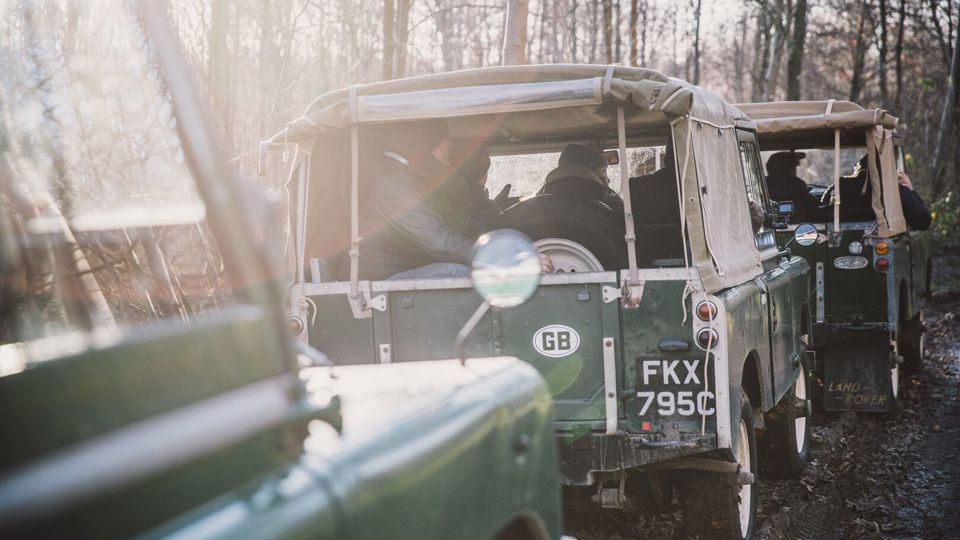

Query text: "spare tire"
[502, 194, 627, 271]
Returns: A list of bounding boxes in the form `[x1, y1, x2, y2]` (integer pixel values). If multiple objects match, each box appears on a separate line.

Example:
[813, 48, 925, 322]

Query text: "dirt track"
[568, 295, 960, 540]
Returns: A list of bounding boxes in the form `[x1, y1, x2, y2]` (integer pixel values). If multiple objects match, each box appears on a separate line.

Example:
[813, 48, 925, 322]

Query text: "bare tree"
[395, 0, 412, 76]
[894, 0, 907, 112]
[383, 0, 394, 79]
[878, 0, 890, 109]
[785, 0, 807, 100]
[931, 16, 960, 193]
[691, 0, 702, 84]
[849, 0, 871, 103]
[602, 0, 614, 63]
[502, 0, 529, 65]
[629, 0, 639, 65]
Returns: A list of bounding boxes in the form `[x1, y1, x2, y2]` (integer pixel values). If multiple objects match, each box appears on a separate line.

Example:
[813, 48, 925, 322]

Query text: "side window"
[738, 141, 770, 213]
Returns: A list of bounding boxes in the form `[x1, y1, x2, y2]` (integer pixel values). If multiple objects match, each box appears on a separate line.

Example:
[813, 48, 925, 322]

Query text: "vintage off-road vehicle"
[737, 100, 932, 412]
[0, 4, 563, 539]
[271, 65, 815, 539]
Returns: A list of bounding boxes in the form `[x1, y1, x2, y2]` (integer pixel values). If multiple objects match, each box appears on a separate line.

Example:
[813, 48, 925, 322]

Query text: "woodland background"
[173, 0, 959, 223]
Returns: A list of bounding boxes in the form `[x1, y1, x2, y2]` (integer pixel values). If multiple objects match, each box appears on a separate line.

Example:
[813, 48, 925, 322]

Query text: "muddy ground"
[568, 293, 960, 540]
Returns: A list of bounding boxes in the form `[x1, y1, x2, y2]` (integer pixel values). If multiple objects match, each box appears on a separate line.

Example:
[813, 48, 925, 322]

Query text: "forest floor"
[568, 258, 960, 540]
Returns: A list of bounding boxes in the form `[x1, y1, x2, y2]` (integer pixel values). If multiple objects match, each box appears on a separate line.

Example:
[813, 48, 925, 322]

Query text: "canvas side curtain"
[673, 97, 762, 293]
[867, 127, 907, 237]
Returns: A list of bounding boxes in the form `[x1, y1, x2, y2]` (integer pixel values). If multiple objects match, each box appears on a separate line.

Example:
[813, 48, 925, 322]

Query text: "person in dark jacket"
[358, 121, 476, 281]
[628, 145, 685, 264]
[359, 124, 550, 280]
[765, 151, 820, 218]
[835, 155, 932, 230]
[536, 143, 624, 213]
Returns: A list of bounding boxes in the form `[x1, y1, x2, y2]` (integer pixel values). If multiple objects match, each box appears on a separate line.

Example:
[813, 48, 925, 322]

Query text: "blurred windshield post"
[135, 2, 299, 376]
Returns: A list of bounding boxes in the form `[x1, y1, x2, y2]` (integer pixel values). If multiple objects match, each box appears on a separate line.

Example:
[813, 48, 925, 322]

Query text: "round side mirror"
[794, 223, 818, 247]
[470, 229, 541, 308]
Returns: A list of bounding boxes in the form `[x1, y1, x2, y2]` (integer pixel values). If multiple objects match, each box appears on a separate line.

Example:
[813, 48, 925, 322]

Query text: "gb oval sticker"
[533, 325, 581, 358]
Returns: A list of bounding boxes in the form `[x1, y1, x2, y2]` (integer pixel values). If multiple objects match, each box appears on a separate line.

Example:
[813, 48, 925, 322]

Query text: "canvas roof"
[277, 65, 764, 293]
[735, 100, 898, 149]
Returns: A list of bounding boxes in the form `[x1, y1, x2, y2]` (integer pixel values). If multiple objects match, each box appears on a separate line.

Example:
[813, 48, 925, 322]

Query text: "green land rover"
[0, 3, 563, 539]
[271, 65, 816, 539]
[738, 101, 932, 413]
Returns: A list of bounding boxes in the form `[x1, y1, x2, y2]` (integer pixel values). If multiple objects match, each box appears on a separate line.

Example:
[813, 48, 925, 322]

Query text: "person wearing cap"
[536, 143, 624, 213]
[765, 151, 820, 218]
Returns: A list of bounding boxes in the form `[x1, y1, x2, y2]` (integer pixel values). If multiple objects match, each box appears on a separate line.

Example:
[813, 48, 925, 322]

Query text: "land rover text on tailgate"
[269, 64, 814, 539]
[737, 100, 933, 413]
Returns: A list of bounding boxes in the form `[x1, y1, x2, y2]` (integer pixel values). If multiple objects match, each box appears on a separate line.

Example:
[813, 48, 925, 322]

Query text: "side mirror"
[456, 229, 541, 363]
[470, 229, 541, 308]
[793, 223, 819, 247]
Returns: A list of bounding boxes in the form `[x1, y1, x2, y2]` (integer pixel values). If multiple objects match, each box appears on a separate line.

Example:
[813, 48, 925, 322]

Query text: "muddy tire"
[900, 309, 925, 375]
[502, 195, 627, 271]
[758, 363, 810, 477]
[680, 389, 757, 540]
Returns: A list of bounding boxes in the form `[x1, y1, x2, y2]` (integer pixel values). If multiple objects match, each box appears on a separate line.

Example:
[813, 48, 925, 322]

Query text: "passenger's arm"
[898, 184, 932, 231]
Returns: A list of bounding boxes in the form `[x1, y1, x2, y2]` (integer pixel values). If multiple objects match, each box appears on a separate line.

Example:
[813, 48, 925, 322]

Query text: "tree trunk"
[570, 0, 579, 61]
[589, 0, 599, 63]
[602, 0, 614, 63]
[502, 0, 529, 65]
[849, 0, 871, 103]
[615, 0, 623, 62]
[931, 17, 960, 195]
[383, 0, 394, 80]
[878, 0, 890, 109]
[639, 0, 649, 65]
[751, 7, 772, 101]
[691, 0, 702, 85]
[785, 0, 807, 100]
[894, 0, 907, 113]
[394, 0, 411, 76]
[208, 0, 231, 153]
[762, 0, 787, 102]
[629, 0, 638, 65]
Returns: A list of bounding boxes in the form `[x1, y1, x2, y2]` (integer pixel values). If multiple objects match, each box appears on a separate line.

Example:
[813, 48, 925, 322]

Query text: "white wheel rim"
[533, 238, 604, 273]
[794, 371, 807, 454]
[737, 417, 752, 536]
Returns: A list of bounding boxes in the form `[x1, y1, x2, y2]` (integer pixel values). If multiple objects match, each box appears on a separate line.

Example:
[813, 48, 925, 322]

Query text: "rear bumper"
[557, 432, 718, 485]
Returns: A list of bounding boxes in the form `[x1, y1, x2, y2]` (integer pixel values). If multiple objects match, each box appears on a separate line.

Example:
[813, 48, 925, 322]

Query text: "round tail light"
[696, 301, 718, 321]
[875, 258, 890, 272]
[288, 316, 305, 336]
[696, 328, 719, 349]
[875, 242, 889, 255]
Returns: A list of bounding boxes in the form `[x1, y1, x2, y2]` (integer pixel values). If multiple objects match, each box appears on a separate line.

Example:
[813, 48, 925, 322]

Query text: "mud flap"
[823, 330, 896, 412]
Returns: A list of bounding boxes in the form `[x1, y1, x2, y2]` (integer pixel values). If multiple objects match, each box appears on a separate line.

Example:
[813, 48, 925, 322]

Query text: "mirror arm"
[456, 300, 491, 366]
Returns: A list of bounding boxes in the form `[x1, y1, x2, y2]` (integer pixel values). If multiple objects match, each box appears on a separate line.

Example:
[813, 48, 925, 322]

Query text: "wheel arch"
[741, 351, 763, 416]
[494, 511, 551, 540]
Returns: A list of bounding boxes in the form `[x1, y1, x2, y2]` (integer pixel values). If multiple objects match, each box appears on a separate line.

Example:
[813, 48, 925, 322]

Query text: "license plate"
[635, 358, 716, 419]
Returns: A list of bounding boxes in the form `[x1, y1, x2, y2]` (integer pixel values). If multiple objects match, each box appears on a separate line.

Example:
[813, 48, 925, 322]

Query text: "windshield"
[0, 1, 229, 352]
[760, 148, 865, 187]
[487, 146, 666, 199]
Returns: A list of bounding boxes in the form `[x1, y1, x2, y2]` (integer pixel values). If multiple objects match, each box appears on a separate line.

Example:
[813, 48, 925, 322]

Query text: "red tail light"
[696, 328, 719, 349]
[875, 258, 890, 272]
[696, 301, 717, 321]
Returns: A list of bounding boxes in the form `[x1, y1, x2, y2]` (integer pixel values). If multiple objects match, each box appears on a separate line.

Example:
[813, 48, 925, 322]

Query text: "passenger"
[536, 143, 624, 213]
[628, 145, 684, 263]
[359, 123, 550, 281]
[358, 120, 477, 281]
[764, 151, 820, 217]
[447, 144, 501, 236]
[838, 155, 932, 231]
